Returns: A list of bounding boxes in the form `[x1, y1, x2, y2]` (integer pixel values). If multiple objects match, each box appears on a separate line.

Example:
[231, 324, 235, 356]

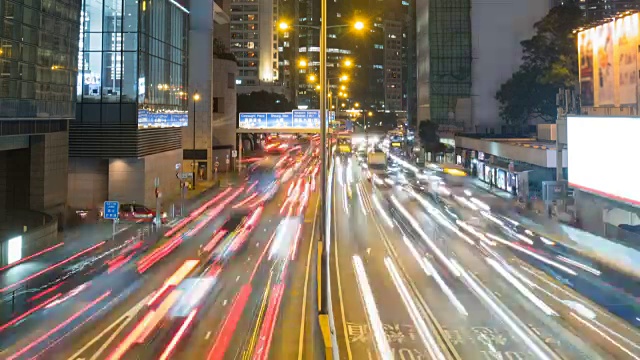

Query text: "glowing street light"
[354, 21, 365, 31]
[299, 59, 308, 67]
[340, 74, 349, 81]
[340, 85, 346, 91]
[308, 74, 317, 82]
[279, 22, 289, 30]
[354, 102, 360, 108]
[343, 59, 353, 67]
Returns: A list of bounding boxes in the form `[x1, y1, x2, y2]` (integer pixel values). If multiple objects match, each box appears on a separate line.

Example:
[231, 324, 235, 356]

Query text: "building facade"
[183, 0, 238, 180]
[229, 0, 281, 93]
[0, 0, 82, 222]
[69, 0, 189, 210]
[384, 18, 403, 112]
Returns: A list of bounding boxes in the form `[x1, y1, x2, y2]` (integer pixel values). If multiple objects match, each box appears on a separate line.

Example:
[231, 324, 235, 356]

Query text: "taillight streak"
[164, 187, 234, 238]
[0, 241, 106, 293]
[203, 230, 229, 253]
[252, 284, 285, 360]
[0, 242, 64, 273]
[158, 308, 198, 360]
[26, 281, 65, 303]
[138, 188, 243, 273]
[0, 293, 63, 333]
[207, 285, 252, 360]
[7, 291, 111, 360]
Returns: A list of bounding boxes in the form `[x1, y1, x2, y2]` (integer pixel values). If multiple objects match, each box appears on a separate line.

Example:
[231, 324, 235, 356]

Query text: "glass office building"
[0, 0, 81, 221]
[73, 0, 189, 158]
[0, 0, 81, 119]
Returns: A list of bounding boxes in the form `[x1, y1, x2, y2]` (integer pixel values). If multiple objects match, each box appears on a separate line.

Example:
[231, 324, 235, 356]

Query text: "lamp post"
[192, 91, 200, 187]
[279, 17, 364, 315]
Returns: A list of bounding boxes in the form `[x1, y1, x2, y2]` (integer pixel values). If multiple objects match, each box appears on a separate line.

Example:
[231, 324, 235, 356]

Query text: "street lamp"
[299, 59, 308, 68]
[192, 91, 201, 187]
[279, 14, 366, 316]
[308, 74, 317, 82]
[343, 58, 353, 68]
[354, 102, 360, 108]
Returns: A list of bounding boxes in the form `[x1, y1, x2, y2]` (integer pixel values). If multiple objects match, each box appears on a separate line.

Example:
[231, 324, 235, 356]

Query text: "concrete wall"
[212, 58, 238, 148]
[0, 210, 57, 267]
[68, 158, 109, 210]
[29, 132, 69, 223]
[470, 0, 551, 132]
[109, 149, 183, 208]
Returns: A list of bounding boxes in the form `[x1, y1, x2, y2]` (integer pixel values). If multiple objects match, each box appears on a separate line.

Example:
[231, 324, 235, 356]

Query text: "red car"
[119, 203, 168, 224]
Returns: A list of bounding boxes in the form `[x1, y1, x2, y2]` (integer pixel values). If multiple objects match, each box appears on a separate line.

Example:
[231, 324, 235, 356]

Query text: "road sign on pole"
[103, 201, 119, 220]
[103, 201, 119, 241]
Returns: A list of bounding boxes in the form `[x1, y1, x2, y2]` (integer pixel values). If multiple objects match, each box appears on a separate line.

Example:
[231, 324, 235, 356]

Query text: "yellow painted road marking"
[334, 179, 354, 359]
[298, 194, 320, 360]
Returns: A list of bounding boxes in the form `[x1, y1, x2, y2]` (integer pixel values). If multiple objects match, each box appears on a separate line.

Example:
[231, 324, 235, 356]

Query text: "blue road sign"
[104, 201, 120, 220]
[239, 113, 268, 128]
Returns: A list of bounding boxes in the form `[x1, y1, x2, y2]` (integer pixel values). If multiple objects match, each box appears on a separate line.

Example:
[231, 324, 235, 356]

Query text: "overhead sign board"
[239, 110, 325, 130]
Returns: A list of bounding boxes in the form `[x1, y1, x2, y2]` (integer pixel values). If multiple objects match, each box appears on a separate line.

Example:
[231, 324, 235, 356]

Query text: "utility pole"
[555, 88, 572, 214]
[319, 0, 328, 315]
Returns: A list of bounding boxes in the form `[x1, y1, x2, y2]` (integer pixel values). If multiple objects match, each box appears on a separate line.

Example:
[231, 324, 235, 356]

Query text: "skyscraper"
[0, 0, 81, 222]
[70, 0, 189, 208]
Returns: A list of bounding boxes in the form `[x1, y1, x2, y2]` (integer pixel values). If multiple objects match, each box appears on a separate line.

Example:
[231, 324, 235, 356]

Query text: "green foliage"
[237, 91, 295, 114]
[496, 3, 584, 126]
[213, 37, 238, 64]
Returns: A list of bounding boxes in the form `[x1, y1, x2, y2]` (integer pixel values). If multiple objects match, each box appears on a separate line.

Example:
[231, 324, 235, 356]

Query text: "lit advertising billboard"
[567, 116, 640, 206]
[138, 110, 188, 128]
[578, 13, 640, 107]
[239, 110, 322, 130]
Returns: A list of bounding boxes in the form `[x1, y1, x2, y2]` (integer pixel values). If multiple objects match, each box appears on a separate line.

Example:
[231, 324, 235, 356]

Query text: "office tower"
[0, 0, 82, 222]
[70, 0, 189, 208]
[384, 17, 403, 112]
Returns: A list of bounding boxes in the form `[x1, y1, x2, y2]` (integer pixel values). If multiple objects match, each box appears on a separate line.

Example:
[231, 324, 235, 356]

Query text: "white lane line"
[334, 178, 354, 360]
[205, 331, 212, 340]
[68, 295, 147, 360]
[297, 192, 320, 360]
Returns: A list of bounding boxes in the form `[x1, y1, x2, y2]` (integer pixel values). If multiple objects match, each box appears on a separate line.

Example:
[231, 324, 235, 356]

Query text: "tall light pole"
[279, 17, 364, 315]
[192, 91, 200, 187]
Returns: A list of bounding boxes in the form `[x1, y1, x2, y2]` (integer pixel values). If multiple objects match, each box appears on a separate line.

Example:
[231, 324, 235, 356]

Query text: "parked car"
[118, 203, 168, 224]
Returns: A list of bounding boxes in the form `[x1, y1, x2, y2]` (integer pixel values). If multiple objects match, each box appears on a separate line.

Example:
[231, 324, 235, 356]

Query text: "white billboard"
[567, 116, 640, 206]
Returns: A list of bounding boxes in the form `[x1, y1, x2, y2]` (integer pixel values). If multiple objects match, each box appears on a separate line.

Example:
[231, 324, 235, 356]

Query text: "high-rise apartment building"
[69, 0, 189, 209]
[230, 0, 281, 93]
[384, 18, 403, 112]
[0, 0, 81, 223]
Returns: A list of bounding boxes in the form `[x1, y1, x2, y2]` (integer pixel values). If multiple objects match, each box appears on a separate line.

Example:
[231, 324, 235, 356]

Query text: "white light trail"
[352, 256, 392, 359]
[556, 255, 601, 276]
[390, 195, 460, 277]
[485, 258, 557, 316]
[385, 257, 446, 360]
[485, 233, 577, 276]
[449, 259, 554, 360]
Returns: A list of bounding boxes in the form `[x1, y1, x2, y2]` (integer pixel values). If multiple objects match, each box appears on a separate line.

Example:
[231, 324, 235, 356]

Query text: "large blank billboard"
[568, 116, 640, 206]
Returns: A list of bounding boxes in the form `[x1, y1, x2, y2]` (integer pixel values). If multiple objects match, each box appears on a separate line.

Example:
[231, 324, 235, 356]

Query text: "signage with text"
[239, 110, 326, 130]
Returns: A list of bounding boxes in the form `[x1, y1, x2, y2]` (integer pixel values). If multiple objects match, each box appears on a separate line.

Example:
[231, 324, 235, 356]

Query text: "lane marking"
[297, 193, 320, 360]
[205, 331, 212, 340]
[68, 295, 148, 360]
[333, 177, 354, 360]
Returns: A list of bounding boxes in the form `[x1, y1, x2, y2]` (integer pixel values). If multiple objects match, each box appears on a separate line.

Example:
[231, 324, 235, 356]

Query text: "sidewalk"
[470, 178, 640, 277]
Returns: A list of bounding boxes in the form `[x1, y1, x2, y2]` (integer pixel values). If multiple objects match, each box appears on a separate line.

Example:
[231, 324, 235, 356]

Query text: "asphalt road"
[330, 154, 640, 360]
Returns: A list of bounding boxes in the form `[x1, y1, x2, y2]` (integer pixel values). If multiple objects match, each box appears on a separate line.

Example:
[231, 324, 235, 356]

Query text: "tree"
[418, 120, 446, 153]
[496, 3, 584, 127]
[237, 91, 295, 114]
[213, 37, 237, 64]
